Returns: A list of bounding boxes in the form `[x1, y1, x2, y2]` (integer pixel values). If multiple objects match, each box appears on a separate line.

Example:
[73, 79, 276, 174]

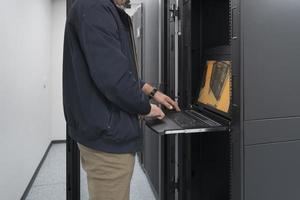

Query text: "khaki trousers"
[78, 144, 135, 200]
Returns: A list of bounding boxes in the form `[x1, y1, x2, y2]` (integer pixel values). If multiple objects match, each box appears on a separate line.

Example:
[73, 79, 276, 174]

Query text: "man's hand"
[153, 91, 181, 111]
[146, 104, 165, 120]
[142, 83, 180, 111]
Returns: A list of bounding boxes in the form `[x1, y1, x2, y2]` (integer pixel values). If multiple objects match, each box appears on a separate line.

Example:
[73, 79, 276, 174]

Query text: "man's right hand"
[146, 104, 165, 120]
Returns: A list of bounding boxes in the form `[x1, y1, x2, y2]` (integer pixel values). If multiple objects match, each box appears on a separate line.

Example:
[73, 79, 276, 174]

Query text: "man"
[63, 0, 180, 199]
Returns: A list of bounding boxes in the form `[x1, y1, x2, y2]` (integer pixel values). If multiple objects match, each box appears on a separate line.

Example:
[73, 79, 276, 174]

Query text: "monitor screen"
[198, 60, 232, 114]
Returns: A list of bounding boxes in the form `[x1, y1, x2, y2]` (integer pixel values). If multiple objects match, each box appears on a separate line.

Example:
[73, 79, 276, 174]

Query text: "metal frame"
[66, 1, 81, 200]
[66, 131, 80, 200]
[230, 0, 243, 199]
[157, 0, 241, 199]
[158, 0, 168, 199]
[162, 0, 178, 199]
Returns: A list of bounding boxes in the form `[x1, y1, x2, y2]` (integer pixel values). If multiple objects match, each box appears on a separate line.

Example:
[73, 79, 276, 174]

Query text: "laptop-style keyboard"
[168, 111, 210, 129]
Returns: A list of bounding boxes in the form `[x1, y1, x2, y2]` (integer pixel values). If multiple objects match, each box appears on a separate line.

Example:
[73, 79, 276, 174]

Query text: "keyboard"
[167, 111, 211, 129]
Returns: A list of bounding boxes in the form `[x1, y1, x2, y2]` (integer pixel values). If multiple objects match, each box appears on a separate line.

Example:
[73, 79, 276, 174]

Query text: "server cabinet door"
[243, 0, 300, 121]
[245, 141, 300, 200]
[242, 1, 300, 200]
[242, 0, 300, 146]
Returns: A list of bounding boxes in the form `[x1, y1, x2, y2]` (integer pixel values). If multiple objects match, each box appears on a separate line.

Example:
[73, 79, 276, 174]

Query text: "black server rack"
[145, 0, 235, 199]
[144, 0, 300, 200]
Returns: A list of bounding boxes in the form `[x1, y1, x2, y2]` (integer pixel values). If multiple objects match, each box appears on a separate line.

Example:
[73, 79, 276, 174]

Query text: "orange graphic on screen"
[198, 60, 231, 113]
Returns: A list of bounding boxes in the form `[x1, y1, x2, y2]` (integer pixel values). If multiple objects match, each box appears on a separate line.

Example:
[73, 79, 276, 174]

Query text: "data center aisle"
[26, 144, 155, 200]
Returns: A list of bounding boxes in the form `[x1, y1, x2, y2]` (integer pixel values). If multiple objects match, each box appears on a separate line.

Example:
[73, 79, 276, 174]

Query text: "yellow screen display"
[198, 60, 231, 113]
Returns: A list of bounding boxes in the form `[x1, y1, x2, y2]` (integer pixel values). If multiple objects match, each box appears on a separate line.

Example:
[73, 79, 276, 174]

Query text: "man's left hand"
[153, 91, 181, 111]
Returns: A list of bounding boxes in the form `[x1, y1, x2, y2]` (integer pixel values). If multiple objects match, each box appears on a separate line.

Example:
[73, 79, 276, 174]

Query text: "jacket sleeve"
[78, 4, 151, 115]
[139, 79, 146, 89]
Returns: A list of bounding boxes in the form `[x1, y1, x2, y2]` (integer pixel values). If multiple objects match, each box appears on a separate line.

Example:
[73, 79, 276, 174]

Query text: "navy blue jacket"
[63, 0, 151, 153]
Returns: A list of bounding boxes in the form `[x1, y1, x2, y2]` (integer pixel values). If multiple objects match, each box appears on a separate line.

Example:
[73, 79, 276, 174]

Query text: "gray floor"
[26, 143, 156, 200]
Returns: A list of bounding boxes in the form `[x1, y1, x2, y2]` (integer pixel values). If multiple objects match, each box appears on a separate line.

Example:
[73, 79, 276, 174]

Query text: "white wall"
[51, 0, 67, 140]
[0, 0, 53, 199]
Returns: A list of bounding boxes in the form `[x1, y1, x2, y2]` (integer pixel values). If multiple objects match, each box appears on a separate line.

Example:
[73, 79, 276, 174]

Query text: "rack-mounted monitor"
[198, 60, 232, 114]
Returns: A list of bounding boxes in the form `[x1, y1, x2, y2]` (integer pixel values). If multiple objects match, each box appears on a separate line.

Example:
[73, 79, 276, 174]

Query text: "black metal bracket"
[66, 128, 81, 200]
[169, 4, 180, 21]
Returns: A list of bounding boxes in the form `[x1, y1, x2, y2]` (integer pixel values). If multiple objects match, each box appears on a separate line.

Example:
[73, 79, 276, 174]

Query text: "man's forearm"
[142, 82, 181, 111]
[142, 83, 154, 96]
